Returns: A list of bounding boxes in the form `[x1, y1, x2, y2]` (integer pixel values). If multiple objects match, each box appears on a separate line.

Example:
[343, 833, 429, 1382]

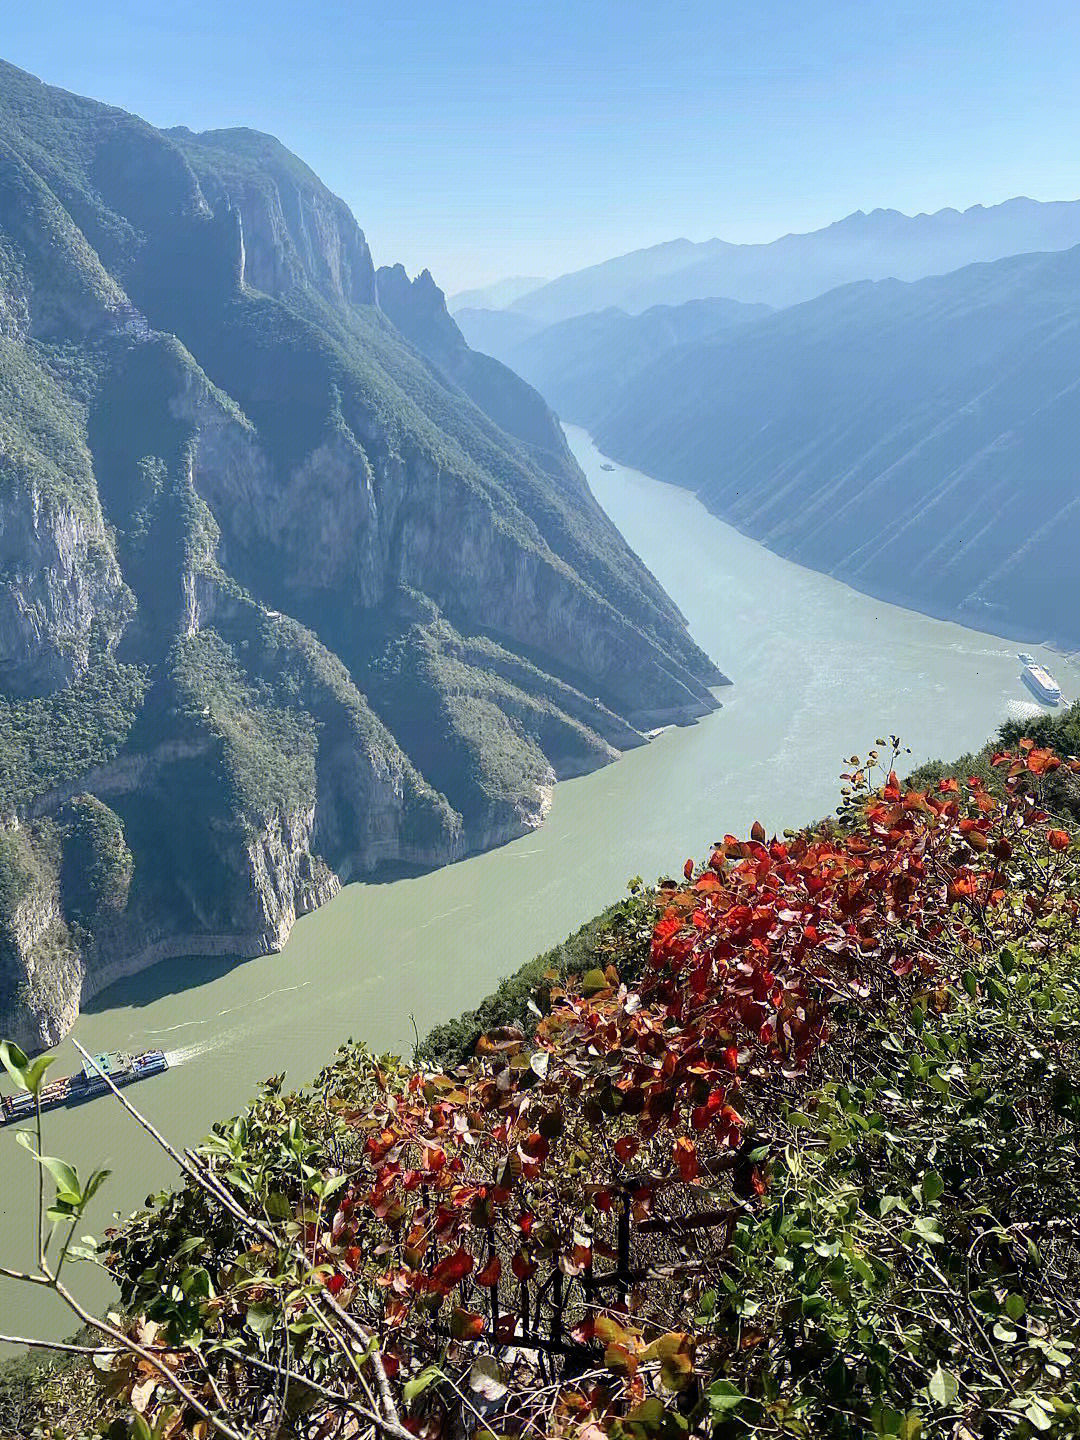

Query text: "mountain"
[591, 244, 1080, 646]
[0, 60, 723, 1051]
[448, 275, 546, 311]
[508, 199, 1080, 323]
[457, 296, 771, 431]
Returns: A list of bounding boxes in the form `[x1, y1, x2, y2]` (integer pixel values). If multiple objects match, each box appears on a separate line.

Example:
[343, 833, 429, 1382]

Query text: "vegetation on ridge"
[3, 714, 1080, 1438]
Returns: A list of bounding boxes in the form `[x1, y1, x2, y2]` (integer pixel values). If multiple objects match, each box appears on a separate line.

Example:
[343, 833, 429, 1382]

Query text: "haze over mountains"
[0, 60, 721, 1049]
[457, 298, 771, 434]
[594, 246, 1080, 646]
[455, 196, 1080, 651]
[449, 275, 547, 312]
[464, 199, 1080, 323]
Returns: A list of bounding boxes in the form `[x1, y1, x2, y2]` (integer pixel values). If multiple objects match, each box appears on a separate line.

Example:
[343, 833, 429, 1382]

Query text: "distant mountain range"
[591, 245, 1080, 647]
[464, 199, 1080, 324]
[0, 60, 721, 1050]
[456, 297, 771, 431]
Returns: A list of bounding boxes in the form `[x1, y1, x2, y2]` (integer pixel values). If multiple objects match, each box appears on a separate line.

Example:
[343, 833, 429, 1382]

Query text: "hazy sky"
[5, 1, 1080, 293]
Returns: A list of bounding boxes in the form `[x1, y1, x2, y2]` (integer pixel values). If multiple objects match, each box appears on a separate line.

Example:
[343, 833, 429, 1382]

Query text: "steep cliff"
[0, 60, 723, 1049]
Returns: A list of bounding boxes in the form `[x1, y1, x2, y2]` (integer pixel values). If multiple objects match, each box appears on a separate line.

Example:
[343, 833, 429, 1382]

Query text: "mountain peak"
[509, 194, 1080, 322]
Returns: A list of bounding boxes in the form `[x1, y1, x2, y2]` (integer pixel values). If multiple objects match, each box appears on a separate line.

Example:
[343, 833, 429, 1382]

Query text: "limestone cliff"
[0, 59, 725, 1050]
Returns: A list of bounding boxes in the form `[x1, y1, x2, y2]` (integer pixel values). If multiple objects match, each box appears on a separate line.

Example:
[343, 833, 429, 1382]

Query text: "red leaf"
[476, 1256, 501, 1287]
[511, 1250, 538, 1282]
[750, 820, 766, 844]
[683, 857, 694, 880]
[1049, 829, 1071, 852]
[430, 1249, 473, 1292]
[614, 1135, 640, 1164]
[673, 1136, 698, 1182]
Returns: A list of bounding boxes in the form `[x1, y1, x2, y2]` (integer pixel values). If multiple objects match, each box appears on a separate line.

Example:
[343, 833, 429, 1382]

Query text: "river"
[0, 424, 1069, 1347]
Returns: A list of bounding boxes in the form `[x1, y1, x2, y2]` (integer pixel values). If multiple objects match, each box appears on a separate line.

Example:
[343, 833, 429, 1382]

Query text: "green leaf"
[469, 1355, 508, 1402]
[912, 1215, 943, 1245]
[265, 1190, 292, 1220]
[14, 1134, 81, 1204]
[1005, 1292, 1026, 1321]
[927, 1365, 959, 1407]
[0, 1040, 29, 1090]
[707, 1379, 746, 1413]
[24, 1055, 56, 1096]
[921, 1170, 944, 1205]
[403, 1365, 442, 1403]
[173, 1235, 207, 1259]
[81, 1168, 111, 1206]
[245, 1302, 276, 1338]
[1024, 1400, 1053, 1432]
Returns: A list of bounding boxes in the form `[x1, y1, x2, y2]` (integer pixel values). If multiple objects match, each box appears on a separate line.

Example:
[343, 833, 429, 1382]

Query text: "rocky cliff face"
[0, 59, 724, 1050]
[0, 486, 130, 696]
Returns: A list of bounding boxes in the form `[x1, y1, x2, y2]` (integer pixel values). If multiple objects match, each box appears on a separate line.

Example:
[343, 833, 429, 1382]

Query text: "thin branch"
[76, 1040, 402, 1431]
[0, 1263, 51, 1286]
[44, 1271, 248, 1440]
[215, 1347, 415, 1440]
[0, 1333, 124, 1356]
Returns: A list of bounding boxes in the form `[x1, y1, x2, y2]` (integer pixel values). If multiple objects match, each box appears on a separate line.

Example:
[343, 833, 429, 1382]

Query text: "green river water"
[0, 425, 1070, 1346]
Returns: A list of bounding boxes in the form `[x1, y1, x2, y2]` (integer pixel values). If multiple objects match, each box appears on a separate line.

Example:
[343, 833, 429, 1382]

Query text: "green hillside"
[0, 59, 722, 1052]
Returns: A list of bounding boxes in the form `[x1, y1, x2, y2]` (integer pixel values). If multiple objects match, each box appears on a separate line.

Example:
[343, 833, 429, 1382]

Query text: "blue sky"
[5, 1, 1080, 292]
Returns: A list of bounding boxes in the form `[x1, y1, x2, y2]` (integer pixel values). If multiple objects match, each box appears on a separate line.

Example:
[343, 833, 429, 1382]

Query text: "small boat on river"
[1, 1050, 168, 1124]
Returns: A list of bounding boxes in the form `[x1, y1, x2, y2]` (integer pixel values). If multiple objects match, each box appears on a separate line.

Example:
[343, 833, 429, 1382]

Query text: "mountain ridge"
[589, 243, 1080, 647]
[0, 59, 723, 1052]
[502, 196, 1080, 322]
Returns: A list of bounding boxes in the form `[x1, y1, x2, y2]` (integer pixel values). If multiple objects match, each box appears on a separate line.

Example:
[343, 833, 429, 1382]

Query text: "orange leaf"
[449, 1306, 485, 1340]
[673, 1136, 698, 1182]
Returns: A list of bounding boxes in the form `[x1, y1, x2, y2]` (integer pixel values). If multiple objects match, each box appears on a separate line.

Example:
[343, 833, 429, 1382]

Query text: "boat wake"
[163, 1038, 223, 1068]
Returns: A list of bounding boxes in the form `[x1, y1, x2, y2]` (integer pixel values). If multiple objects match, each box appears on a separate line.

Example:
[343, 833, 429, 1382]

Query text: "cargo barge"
[1, 1050, 168, 1124]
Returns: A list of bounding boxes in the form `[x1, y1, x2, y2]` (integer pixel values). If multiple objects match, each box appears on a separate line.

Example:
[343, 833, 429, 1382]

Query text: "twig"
[216, 1347, 415, 1440]
[0, 1333, 124, 1356]
[76, 1041, 402, 1430]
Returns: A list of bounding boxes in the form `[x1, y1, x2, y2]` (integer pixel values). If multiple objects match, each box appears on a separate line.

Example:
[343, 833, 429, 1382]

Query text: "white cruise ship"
[1019, 655, 1062, 705]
